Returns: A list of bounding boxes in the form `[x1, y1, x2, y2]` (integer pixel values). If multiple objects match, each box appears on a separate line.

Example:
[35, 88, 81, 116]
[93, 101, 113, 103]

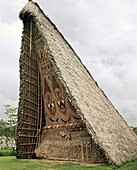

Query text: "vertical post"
[86, 143, 88, 162]
[81, 140, 84, 161]
[39, 88, 43, 144]
[30, 17, 32, 57]
[29, 17, 32, 155]
[36, 72, 40, 147]
[29, 17, 32, 130]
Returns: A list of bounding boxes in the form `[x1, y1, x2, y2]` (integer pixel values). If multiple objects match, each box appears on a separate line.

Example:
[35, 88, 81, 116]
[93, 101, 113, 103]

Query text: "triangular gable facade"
[17, 1, 137, 165]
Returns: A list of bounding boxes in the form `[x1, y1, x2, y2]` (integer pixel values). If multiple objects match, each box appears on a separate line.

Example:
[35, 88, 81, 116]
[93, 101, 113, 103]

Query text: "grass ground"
[0, 156, 137, 170]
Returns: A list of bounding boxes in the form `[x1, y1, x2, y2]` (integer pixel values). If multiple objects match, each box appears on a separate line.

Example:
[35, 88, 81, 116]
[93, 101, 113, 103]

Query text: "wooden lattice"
[16, 16, 42, 158]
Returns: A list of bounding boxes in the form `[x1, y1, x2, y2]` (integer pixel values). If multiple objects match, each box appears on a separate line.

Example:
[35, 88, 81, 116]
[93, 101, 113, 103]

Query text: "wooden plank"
[18, 135, 37, 138]
[22, 112, 37, 119]
[18, 128, 37, 131]
[25, 87, 38, 96]
[21, 51, 37, 61]
[24, 98, 38, 106]
[25, 79, 38, 87]
[21, 70, 38, 79]
[18, 152, 34, 155]
[21, 121, 37, 126]
[20, 62, 38, 72]
[18, 143, 36, 146]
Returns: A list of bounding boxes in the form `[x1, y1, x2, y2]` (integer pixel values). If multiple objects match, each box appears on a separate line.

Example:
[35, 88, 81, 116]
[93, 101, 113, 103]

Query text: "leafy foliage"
[0, 149, 15, 156]
[133, 127, 137, 135]
[0, 105, 17, 149]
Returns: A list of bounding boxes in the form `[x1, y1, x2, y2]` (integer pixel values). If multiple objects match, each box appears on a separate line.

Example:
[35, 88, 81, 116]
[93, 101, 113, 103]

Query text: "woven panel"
[35, 125, 107, 163]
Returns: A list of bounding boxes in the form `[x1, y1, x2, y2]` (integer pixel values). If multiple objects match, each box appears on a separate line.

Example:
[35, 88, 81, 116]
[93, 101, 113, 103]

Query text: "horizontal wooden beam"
[18, 127, 37, 131]
[20, 121, 37, 126]
[18, 135, 37, 138]
[18, 143, 36, 146]
[17, 152, 34, 155]
[20, 111, 38, 119]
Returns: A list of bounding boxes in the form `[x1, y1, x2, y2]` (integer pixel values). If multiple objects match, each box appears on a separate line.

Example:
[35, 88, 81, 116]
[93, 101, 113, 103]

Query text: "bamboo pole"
[81, 140, 84, 161]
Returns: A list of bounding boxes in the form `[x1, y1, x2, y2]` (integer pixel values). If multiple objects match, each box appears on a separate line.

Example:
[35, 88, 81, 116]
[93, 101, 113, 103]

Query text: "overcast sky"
[0, 0, 137, 126]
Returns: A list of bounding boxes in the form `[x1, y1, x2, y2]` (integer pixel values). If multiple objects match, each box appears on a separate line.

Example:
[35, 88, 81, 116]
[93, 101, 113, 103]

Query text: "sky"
[0, 0, 137, 126]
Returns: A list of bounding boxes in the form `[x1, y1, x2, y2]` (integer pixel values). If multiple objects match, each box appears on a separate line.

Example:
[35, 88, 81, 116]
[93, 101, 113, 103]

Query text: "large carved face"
[38, 51, 80, 124]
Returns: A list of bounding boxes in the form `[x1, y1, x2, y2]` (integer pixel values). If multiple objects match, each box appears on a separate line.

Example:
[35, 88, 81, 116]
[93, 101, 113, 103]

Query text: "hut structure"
[16, 1, 137, 165]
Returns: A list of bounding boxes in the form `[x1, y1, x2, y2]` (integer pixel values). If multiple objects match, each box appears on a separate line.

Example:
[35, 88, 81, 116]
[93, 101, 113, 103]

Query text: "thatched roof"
[19, 1, 137, 165]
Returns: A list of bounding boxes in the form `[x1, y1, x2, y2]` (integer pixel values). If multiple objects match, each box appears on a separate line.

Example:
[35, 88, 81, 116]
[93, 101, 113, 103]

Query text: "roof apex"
[19, 1, 40, 19]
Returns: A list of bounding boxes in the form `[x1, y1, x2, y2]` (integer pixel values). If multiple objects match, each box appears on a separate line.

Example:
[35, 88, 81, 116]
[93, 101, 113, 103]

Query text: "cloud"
[0, 0, 137, 126]
[0, 21, 22, 118]
[0, 0, 26, 24]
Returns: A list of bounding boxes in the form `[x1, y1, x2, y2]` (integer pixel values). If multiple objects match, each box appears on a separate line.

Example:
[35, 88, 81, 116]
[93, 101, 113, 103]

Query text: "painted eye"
[61, 100, 64, 104]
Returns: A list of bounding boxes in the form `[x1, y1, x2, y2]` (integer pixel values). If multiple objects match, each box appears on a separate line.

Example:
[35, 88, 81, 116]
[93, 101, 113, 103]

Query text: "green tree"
[133, 127, 137, 135]
[0, 105, 17, 149]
